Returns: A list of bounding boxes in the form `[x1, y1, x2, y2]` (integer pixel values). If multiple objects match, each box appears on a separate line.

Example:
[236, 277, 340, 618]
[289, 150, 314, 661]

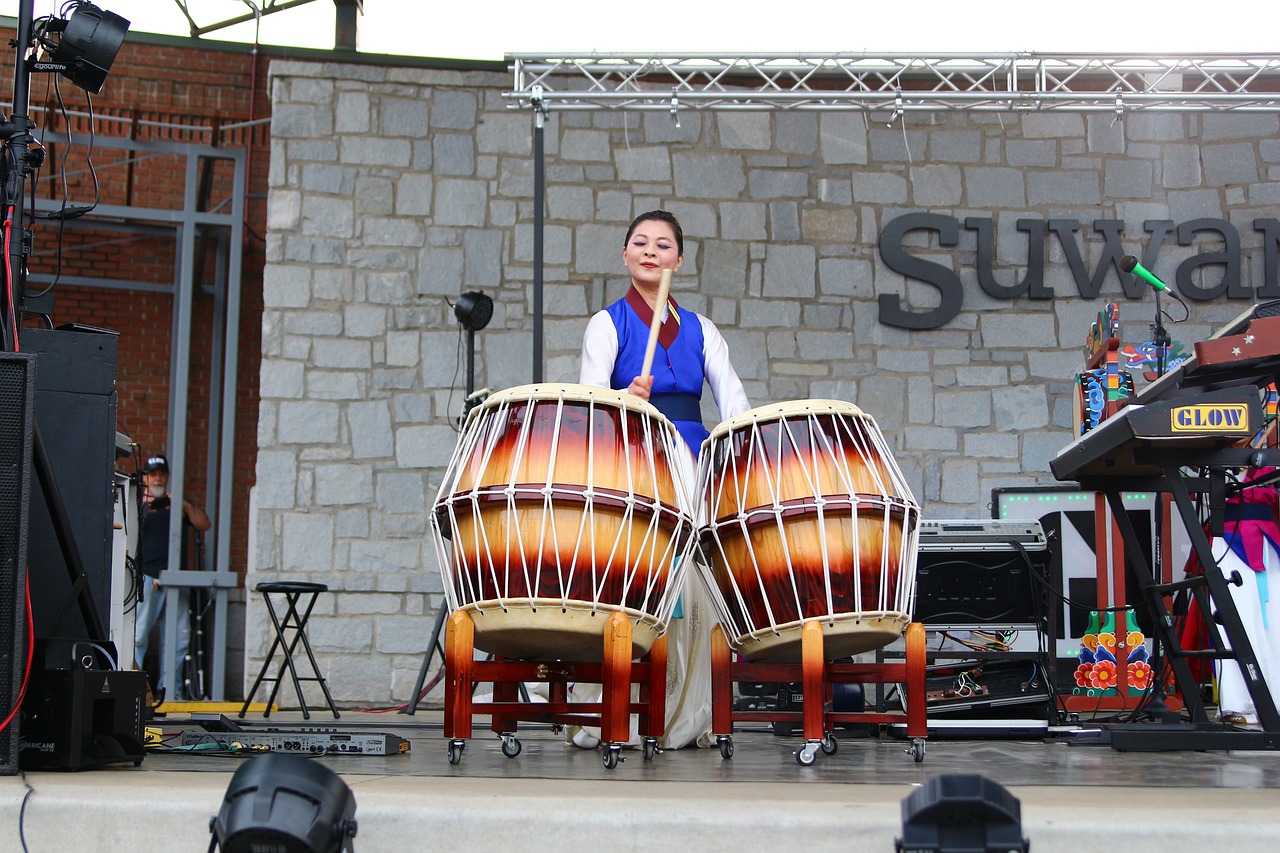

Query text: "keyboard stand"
[1073, 449, 1280, 750]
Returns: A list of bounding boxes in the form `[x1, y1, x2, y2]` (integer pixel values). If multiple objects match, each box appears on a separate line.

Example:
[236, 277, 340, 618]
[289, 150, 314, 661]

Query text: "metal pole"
[2, 0, 35, 352]
[532, 87, 544, 383]
[466, 327, 476, 397]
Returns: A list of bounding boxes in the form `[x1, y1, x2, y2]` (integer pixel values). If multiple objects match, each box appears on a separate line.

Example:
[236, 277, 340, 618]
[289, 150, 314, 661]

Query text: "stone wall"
[253, 58, 1279, 705]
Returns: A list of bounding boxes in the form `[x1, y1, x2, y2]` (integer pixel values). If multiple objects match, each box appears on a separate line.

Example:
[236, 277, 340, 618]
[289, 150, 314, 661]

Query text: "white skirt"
[565, 572, 715, 750]
[1211, 536, 1280, 723]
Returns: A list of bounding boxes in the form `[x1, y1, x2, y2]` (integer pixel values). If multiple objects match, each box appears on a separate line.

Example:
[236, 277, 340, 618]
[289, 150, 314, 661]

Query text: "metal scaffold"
[504, 52, 1280, 381]
[507, 53, 1280, 114]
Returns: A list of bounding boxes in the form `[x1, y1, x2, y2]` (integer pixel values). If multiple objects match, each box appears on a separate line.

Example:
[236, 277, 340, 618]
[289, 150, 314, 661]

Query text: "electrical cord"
[1011, 539, 1068, 724]
[28, 75, 104, 301]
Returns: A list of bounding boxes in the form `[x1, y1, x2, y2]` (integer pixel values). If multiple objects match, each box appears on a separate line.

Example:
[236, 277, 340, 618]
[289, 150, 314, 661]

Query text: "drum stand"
[710, 620, 929, 765]
[443, 610, 668, 770]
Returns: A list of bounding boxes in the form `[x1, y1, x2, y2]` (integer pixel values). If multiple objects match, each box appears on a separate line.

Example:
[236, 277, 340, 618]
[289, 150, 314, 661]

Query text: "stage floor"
[3, 708, 1279, 852]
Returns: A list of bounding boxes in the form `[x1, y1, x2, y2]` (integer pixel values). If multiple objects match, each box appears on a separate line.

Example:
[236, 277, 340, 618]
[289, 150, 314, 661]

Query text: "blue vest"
[605, 298, 708, 455]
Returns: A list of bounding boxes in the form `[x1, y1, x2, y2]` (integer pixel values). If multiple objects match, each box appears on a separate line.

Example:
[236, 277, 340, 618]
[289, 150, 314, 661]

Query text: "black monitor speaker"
[0, 353, 36, 776]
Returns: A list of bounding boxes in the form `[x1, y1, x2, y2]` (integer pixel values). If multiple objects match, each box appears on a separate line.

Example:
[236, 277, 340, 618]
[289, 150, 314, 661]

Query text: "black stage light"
[895, 774, 1029, 853]
[454, 290, 494, 331]
[209, 753, 358, 853]
[44, 2, 131, 94]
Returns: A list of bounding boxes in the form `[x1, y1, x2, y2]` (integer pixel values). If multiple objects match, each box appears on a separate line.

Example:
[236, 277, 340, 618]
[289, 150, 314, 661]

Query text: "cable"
[17, 769, 33, 853]
[1011, 539, 1069, 724]
[0, 576, 35, 734]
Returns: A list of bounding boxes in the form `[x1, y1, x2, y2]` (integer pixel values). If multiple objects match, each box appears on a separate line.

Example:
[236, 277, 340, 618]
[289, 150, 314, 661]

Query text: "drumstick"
[640, 268, 673, 381]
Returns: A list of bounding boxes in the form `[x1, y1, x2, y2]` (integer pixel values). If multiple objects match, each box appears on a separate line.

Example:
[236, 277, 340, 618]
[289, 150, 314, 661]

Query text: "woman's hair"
[624, 209, 684, 255]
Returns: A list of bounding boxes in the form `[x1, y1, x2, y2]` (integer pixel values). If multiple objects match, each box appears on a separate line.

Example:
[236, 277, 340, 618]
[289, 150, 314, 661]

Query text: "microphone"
[1120, 255, 1168, 292]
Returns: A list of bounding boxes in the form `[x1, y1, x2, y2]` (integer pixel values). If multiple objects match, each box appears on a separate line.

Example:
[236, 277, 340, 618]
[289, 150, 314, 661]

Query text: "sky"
[2, 0, 1275, 62]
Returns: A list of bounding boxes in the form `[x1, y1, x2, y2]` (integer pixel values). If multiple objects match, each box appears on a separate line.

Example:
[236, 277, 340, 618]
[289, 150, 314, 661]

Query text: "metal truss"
[172, 0, 317, 38]
[507, 53, 1280, 113]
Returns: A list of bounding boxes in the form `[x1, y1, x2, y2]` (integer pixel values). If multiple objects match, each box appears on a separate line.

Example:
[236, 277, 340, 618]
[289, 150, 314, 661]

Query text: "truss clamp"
[887, 91, 904, 127]
[670, 89, 680, 127]
[530, 84, 548, 127]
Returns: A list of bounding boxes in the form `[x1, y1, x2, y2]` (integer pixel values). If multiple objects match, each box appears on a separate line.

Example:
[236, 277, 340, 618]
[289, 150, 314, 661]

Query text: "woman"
[580, 209, 751, 454]
[1205, 463, 1280, 724]
[575, 210, 751, 749]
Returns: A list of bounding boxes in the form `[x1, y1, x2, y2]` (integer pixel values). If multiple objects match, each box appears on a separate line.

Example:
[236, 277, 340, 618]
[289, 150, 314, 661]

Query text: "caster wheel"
[447, 740, 465, 765]
[642, 738, 658, 761]
[501, 736, 522, 758]
[717, 736, 734, 760]
[795, 743, 818, 766]
[603, 746, 622, 770]
[820, 733, 838, 755]
[909, 739, 926, 763]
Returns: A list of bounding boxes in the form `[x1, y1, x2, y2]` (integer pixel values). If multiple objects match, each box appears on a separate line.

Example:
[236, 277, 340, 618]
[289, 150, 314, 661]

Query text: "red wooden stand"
[443, 610, 667, 769]
[710, 620, 929, 765]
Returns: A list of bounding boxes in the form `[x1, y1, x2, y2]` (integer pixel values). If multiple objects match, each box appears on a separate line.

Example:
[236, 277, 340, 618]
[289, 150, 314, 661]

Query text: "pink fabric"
[1224, 467, 1280, 571]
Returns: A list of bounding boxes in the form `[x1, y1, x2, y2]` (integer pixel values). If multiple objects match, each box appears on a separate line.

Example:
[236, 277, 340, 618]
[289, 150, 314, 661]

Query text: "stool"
[239, 582, 340, 720]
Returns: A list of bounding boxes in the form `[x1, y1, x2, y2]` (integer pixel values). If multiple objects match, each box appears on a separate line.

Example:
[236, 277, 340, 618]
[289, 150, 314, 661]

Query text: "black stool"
[239, 582, 340, 720]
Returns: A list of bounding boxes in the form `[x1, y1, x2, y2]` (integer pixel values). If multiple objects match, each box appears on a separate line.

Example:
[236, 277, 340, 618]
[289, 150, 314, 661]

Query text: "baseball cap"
[143, 455, 169, 473]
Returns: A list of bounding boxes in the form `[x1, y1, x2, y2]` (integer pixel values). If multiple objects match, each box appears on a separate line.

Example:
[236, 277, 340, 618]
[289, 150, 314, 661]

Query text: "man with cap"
[134, 454, 212, 701]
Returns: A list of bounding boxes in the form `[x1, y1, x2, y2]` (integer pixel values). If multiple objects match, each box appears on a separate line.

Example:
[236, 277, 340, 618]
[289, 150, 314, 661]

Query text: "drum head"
[471, 382, 668, 423]
[707, 398, 869, 442]
[461, 599, 664, 661]
[731, 611, 911, 662]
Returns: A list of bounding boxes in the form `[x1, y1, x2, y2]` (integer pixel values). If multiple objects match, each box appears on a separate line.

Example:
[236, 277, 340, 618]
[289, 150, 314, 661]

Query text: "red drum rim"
[699, 494, 916, 534]
[435, 483, 692, 538]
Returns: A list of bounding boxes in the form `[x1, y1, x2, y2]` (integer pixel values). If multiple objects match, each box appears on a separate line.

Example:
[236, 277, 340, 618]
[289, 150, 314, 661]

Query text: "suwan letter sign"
[877, 214, 1280, 330]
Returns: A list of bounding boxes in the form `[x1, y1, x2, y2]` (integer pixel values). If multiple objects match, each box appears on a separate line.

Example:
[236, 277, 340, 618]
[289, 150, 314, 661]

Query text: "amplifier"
[914, 519, 1049, 627]
[181, 729, 410, 756]
[918, 519, 1047, 550]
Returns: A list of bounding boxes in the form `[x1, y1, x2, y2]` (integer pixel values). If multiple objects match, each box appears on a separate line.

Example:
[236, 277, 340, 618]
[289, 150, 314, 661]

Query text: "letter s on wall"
[877, 213, 964, 330]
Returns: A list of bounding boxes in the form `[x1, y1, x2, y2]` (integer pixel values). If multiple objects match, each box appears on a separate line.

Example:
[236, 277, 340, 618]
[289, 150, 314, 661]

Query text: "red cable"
[2, 204, 15, 351]
[0, 574, 35, 733]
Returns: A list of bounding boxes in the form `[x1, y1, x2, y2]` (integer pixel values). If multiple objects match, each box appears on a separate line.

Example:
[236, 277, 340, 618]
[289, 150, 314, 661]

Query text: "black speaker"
[22, 327, 118, 643]
[0, 353, 36, 776]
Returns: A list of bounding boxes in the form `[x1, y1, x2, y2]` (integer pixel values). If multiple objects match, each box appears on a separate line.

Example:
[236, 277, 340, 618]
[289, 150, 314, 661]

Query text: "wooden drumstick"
[640, 268, 673, 380]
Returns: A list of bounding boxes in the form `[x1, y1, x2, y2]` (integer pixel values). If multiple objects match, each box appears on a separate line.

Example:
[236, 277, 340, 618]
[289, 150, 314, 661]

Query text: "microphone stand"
[1149, 289, 1170, 379]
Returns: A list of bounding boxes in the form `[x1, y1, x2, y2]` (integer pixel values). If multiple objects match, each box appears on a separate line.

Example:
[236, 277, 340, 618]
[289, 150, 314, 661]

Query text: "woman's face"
[622, 219, 683, 289]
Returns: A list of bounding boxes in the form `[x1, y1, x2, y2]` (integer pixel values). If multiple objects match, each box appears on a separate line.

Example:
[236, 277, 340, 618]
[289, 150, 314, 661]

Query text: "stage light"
[454, 290, 493, 331]
[37, 2, 131, 94]
[895, 774, 1029, 853]
[210, 753, 357, 853]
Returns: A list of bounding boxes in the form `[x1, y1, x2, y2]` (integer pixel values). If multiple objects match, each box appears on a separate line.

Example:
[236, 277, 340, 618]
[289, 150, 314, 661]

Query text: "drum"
[696, 400, 920, 662]
[430, 383, 695, 661]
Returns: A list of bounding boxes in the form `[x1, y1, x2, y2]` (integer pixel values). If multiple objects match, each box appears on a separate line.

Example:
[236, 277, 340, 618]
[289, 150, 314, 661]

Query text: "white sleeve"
[579, 311, 619, 387]
[700, 315, 751, 419]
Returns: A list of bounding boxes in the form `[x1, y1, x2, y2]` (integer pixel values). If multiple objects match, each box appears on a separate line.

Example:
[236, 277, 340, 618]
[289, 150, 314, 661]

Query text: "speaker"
[22, 327, 119, 644]
[0, 352, 36, 777]
[991, 486, 1192, 668]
